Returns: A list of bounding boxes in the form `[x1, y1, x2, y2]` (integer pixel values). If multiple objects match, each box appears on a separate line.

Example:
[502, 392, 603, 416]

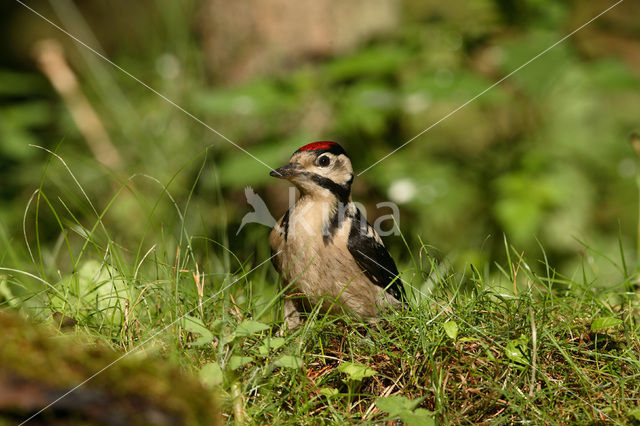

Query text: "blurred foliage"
[0, 0, 639, 286]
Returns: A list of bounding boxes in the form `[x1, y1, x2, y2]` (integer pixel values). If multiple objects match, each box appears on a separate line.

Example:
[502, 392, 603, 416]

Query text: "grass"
[3, 1, 640, 423]
[1, 153, 639, 424]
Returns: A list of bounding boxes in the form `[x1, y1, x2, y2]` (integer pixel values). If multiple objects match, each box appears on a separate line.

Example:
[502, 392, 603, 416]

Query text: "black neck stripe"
[281, 209, 291, 241]
[308, 173, 351, 204]
[323, 200, 352, 245]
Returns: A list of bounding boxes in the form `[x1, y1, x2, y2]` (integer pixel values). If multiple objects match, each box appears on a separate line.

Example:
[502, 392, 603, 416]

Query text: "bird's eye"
[317, 155, 331, 167]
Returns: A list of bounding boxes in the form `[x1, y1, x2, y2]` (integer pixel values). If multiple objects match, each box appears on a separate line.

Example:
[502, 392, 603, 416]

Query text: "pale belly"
[270, 217, 395, 318]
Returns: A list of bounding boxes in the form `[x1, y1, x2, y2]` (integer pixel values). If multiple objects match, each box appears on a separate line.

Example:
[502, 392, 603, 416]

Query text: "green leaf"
[258, 337, 286, 356]
[229, 356, 253, 370]
[402, 409, 436, 426]
[505, 335, 529, 365]
[0, 277, 18, 307]
[235, 320, 270, 337]
[628, 407, 640, 421]
[51, 260, 134, 325]
[443, 320, 459, 340]
[319, 388, 339, 398]
[49, 260, 137, 327]
[590, 317, 622, 332]
[209, 318, 224, 333]
[338, 362, 377, 381]
[274, 355, 303, 369]
[199, 362, 223, 388]
[181, 315, 214, 346]
[376, 395, 421, 415]
[376, 396, 433, 426]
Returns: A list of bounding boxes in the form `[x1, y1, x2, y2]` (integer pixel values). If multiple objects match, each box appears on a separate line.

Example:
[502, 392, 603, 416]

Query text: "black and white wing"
[346, 208, 404, 302]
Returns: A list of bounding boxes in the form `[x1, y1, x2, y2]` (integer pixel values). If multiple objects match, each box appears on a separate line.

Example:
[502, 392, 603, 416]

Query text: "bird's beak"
[270, 163, 302, 180]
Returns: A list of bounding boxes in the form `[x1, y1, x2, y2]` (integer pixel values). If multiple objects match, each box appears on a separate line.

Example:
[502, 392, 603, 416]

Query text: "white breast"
[270, 198, 395, 318]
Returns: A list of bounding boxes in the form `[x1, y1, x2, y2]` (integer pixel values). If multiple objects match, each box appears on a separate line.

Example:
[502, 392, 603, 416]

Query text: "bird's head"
[270, 141, 354, 202]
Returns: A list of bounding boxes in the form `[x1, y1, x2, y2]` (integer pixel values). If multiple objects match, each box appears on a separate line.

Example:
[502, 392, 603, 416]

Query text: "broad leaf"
[235, 320, 270, 337]
[320, 388, 339, 398]
[50, 260, 133, 325]
[338, 362, 377, 381]
[275, 355, 303, 369]
[590, 317, 622, 332]
[443, 320, 459, 340]
[229, 356, 253, 370]
[181, 315, 214, 346]
[376, 395, 421, 415]
[628, 407, 640, 421]
[376, 396, 434, 426]
[199, 362, 223, 388]
[402, 409, 436, 426]
[505, 335, 529, 365]
[258, 337, 286, 356]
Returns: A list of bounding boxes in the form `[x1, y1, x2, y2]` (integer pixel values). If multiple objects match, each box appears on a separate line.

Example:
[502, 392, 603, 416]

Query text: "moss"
[0, 310, 220, 425]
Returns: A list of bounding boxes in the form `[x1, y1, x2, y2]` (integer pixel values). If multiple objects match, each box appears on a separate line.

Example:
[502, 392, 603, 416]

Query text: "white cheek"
[314, 164, 332, 174]
[309, 165, 335, 177]
[296, 180, 316, 192]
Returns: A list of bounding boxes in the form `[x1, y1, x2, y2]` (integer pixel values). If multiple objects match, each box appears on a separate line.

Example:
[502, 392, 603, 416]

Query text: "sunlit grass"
[1, 151, 639, 424]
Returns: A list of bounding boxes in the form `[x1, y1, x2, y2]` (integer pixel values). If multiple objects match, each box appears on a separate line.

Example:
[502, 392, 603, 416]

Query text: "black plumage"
[308, 172, 351, 204]
[280, 209, 291, 241]
[347, 208, 404, 302]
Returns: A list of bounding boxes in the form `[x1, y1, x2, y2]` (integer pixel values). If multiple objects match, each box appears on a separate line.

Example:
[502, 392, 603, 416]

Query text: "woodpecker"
[269, 141, 404, 328]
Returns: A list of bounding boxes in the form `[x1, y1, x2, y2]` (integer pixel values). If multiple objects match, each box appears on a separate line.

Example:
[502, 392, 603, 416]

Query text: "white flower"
[388, 178, 417, 204]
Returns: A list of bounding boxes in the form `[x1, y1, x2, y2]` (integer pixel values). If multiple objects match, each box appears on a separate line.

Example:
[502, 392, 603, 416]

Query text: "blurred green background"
[1, 0, 639, 287]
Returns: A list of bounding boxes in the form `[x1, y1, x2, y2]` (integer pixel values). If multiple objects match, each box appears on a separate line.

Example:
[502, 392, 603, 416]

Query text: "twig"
[33, 39, 122, 169]
[363, 383, 394, 419]
[193, 262, 205, 318]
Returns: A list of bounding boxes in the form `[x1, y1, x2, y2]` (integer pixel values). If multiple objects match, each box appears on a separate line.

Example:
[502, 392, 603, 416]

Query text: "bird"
[236, 186, 276, 235]
[269, 141, 404, 328]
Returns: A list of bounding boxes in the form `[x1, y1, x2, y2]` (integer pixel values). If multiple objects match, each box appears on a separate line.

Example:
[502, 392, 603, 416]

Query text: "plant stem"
[231, 381, 246, 425]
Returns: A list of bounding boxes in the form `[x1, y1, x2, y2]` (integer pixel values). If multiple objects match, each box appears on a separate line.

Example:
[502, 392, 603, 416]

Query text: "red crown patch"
[294, 141, 347, 156]
[296, 141, 338, 152]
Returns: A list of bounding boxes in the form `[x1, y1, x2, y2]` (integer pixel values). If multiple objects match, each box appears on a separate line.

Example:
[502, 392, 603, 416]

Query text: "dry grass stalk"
[33, 39, 122, 169]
